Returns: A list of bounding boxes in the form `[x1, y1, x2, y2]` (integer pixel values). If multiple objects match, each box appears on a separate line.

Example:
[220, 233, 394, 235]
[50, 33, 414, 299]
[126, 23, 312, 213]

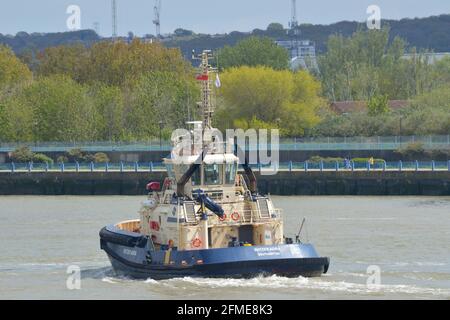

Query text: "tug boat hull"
[100, 225, 330, 280]
[99, 50, 331, 280]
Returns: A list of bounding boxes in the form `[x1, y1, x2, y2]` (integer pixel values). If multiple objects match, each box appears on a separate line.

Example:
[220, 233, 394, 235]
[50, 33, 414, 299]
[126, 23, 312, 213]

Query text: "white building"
[276, 39, 319, 71]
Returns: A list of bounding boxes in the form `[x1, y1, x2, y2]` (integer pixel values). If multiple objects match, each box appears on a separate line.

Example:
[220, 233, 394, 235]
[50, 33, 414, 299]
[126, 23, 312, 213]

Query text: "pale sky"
[0, 0, 449, 37]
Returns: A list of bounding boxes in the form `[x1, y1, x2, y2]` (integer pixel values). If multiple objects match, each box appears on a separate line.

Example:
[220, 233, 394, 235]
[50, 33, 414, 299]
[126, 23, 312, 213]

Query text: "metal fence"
[277, 135, 450, 151]
[1, 160, 449, 173]
[0, 135, 449, 153]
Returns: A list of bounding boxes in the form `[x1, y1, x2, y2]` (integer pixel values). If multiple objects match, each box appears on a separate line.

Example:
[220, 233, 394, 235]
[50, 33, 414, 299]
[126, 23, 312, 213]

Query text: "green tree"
[216, 66, 324, 136]
[89, 84, 125, 141]
[367, 94, 389, 116]
[17, 75, 98, 142]
[36, 39, 194, 87]
[0, 45, 32, 89]
[174, 28, 194, 37]
[318, 27, 436, 101]
[0, 103, 7, 140]
[217, 37, 289, 71]
[123, 71, 198, 140]
[267, 23, 284, 32]
[431, 56, 450, 87]
[404, 85, 450, 135]
[266, 23, 285, 38]
[0, 92, 34, 142]
[36, 44, 88, 82]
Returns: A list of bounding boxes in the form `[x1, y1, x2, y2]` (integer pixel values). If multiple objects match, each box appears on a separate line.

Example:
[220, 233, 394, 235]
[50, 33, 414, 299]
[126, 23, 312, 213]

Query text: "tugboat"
[99, 50, 330, 280]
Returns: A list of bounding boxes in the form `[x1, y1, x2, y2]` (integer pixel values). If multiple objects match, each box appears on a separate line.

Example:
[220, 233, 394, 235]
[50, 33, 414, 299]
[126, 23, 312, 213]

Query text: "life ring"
[231, 211, 240, 221]
[219, 213, 227, 222]
[150, 221, 160, 231]
[192, 238, 202, 248]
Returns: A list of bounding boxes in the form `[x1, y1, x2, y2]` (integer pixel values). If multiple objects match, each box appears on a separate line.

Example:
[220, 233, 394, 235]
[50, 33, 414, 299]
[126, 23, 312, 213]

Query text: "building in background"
[276, 39, 318, 70]
[330, 100, 409, 115]
[276, 0, 318, 71]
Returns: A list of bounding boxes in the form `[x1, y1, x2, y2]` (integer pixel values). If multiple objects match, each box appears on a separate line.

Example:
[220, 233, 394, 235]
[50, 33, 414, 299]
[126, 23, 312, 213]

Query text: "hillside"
[164, 15, 450, 59]
[0, 30, 100, 54]
[1, 14, 450, 58]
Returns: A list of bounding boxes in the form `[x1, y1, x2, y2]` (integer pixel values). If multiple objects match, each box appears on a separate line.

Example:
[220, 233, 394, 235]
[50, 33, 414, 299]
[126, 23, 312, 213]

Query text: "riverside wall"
[0, 171, 449, 196]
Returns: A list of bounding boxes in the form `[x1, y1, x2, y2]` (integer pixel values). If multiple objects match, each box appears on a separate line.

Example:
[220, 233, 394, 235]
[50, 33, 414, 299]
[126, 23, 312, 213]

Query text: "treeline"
[0, 40, 198, 142]
[1, 27, 450, 143]
[2, 14, 450, 59]
[166, 15, 450, 60]
[211, 31, 450, 137]
[314, 27, 450, 137]
[0, 30, 100, 55]
[318, 27, 448, 101]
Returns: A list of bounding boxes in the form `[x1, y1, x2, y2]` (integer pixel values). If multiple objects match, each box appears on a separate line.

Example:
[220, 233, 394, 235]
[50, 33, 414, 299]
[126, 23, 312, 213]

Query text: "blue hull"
[100, 225, 330, 280]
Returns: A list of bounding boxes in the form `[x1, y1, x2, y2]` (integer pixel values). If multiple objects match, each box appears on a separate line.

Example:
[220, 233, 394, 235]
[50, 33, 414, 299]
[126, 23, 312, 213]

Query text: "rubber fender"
[99, 227, 148, 248]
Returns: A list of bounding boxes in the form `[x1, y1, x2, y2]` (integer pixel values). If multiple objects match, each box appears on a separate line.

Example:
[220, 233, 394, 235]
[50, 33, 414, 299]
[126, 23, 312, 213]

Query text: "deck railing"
[1, 160, 450, 173]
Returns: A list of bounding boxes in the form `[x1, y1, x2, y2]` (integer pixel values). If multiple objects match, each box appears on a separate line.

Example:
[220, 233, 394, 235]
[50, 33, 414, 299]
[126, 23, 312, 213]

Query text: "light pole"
[159, 121, 164, 149]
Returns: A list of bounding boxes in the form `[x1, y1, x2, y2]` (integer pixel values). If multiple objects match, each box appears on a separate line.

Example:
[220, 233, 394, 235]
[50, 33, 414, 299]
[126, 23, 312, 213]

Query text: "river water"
[0, 196, 449, 300]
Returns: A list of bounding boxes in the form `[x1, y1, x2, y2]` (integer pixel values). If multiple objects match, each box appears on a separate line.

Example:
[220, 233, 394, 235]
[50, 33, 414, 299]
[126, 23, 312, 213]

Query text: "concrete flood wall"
[0, 172, 166, 196]
[0, 171, 449, 196]
[255, 171, 450, 196]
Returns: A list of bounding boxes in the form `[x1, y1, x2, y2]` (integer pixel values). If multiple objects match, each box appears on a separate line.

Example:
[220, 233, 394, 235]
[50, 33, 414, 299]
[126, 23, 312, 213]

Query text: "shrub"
[93, 152, 109, 163]
[65, 148, 110, 163]
[56, 155, 68, 163]
[10, 146, 34, 162]
[83, 153, 96, 163]
[428, 149, 450, 161]
[67, 148, 85, 162]
[10, 147, 55, 164]
[396, 142, 426, 160]
[308, 156, 344, 163]
[351, 158, 385, 164]
[32, 153, 54, 164]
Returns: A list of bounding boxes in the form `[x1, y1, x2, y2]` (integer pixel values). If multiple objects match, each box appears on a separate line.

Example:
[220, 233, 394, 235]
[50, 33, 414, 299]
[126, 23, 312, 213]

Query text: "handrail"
[178, 207, 283, 226]
[1, 135, 449, 152]
[1, 161, 449, 173]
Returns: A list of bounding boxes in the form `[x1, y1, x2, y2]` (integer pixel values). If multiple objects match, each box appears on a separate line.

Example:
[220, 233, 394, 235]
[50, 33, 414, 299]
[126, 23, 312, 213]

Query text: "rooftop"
[330, 100, 410, 114]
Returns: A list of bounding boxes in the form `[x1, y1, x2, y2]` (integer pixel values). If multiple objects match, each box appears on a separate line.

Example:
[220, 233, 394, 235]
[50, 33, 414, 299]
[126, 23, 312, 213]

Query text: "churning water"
[0, 196, 449, 299]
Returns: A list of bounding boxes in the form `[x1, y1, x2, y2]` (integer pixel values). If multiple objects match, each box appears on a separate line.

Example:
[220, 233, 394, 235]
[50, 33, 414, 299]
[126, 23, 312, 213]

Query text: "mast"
[192, 50, 218, 130]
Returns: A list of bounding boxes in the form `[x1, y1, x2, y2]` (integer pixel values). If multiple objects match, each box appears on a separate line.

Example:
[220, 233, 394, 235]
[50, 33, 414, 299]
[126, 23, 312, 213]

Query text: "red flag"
[196, 74, 209, 81]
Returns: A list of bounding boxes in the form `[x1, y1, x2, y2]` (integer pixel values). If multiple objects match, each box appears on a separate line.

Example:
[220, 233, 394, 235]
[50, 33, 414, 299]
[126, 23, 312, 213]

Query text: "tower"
[288, 0, 300, 37]
[153, 0, 161, 38]
[112, 0, 118, 39]
[275, 0, 318, 71]
[289, 0, 298, 29]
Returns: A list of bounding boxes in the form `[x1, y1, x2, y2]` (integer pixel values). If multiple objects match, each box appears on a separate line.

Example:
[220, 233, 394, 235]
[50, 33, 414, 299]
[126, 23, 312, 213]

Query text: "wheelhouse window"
[204, 164, 223, 185]
[166, 163, 175, 180]
[191, 167, 201, 186]
[225, 162, 237, 185]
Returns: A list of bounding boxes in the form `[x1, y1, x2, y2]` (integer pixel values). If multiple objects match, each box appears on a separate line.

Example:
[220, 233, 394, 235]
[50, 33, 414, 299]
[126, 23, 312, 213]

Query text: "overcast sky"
[0, 0, 449, 37]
